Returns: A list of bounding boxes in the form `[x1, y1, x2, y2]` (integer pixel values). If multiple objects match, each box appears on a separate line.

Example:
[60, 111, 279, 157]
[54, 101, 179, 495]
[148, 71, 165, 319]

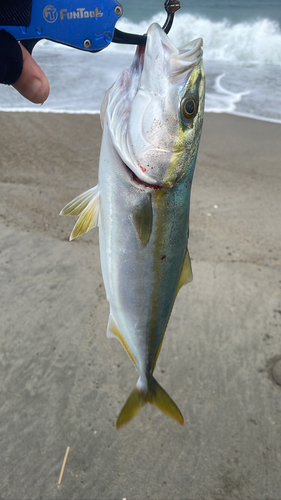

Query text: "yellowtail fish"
[61, 23, 205, 428]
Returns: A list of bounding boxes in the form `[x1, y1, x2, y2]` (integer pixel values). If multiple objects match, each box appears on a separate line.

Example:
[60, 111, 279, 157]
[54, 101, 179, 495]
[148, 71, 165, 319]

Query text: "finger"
[12, 43, 50, 104]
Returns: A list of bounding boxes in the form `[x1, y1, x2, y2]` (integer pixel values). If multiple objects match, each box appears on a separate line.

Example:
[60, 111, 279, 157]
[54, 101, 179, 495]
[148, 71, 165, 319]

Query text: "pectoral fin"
[176, 248, 193, 294]
[131, 192, 153, 247]
[60, 186, 100, 240]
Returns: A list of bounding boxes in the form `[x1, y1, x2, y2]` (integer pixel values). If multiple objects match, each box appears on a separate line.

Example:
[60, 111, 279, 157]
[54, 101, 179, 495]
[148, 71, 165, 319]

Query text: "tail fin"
[116, 376, 184, 429]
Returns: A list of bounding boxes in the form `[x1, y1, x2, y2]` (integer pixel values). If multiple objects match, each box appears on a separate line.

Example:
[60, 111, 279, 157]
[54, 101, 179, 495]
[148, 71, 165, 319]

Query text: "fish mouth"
[124, 162, 163, 191]
[116, 137, 169, 190]
[130, 168, 163, 191]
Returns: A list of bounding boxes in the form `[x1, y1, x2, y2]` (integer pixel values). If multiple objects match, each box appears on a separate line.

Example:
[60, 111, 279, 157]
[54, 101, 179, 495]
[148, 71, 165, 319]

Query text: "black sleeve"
[0, 30, 23, 85]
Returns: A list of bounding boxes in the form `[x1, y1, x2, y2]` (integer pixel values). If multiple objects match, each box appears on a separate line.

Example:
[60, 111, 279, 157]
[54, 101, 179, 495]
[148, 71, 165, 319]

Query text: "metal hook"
[112, 0, 181, 46]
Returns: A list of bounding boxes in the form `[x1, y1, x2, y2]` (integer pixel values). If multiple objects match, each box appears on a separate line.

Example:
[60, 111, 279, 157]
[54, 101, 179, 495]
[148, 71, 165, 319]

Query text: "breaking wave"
[115, 13, 281, 65]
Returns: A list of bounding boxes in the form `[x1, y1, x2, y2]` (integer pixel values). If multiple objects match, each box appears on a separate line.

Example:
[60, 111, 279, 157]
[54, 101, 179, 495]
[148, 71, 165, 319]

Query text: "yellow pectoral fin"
[60, 186, 100, 240]
[176, 248, 193, 295]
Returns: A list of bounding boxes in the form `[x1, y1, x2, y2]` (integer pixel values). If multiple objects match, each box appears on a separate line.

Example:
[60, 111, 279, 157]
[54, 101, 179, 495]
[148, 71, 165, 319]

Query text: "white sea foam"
[205, 73, 252, 113]
[176, 15, 281, 64]
[0, 107, 100, 114]
[116, 13, 281, 65]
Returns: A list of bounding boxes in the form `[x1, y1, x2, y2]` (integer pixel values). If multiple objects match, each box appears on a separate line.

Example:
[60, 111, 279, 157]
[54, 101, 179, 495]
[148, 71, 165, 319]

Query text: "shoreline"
[1, 107, 281, 125]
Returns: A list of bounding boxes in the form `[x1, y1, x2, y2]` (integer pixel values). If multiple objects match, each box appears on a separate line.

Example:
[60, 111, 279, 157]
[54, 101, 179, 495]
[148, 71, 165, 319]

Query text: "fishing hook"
[112, 0, 181, 46]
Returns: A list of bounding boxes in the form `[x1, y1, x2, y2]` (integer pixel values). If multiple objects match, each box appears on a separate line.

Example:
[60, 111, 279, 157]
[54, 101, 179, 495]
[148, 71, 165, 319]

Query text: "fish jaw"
[104, 23, 204, 188]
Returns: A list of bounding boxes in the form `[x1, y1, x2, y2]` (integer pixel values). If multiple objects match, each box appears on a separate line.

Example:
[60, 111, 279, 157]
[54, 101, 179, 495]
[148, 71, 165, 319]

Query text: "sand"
[0, 111, 281, 499]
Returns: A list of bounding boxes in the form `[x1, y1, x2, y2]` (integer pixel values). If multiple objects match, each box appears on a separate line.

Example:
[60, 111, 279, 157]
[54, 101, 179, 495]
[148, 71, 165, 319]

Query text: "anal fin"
[107, 314, 136, 366]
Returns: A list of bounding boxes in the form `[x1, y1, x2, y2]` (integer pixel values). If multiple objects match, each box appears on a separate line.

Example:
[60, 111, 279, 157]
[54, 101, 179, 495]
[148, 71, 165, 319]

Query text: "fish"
[61, 23, 205, 428]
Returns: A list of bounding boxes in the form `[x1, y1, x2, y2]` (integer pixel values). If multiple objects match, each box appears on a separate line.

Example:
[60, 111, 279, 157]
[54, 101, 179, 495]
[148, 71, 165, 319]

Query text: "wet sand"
[0, 111, 281, 499]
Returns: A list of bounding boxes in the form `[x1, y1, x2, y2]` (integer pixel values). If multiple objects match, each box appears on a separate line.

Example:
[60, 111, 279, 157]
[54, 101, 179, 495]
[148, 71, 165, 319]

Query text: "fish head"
[104, 23, 205, 188]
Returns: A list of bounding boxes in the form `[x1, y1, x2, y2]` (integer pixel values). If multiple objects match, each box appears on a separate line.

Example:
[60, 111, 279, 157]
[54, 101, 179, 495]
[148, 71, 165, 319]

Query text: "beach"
[0, 111, 281, 499]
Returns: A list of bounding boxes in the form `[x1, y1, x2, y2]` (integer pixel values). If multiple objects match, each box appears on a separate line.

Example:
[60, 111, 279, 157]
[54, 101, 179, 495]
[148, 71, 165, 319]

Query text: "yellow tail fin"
[116, 376, 184, 429]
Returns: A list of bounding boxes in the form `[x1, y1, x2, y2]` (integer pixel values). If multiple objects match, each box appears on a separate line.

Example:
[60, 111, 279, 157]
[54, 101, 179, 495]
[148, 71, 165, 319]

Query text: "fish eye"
[181, 96, 198, 120]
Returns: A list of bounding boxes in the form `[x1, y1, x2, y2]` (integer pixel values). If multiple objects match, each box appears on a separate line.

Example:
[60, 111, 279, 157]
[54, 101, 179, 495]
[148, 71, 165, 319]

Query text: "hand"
[0, 30, 50, 104]
[14, 42, 50, 104]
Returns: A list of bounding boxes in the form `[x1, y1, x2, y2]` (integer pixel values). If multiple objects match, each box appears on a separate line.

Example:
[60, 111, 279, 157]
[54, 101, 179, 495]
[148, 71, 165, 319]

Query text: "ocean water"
[1, 0, 281, 122]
